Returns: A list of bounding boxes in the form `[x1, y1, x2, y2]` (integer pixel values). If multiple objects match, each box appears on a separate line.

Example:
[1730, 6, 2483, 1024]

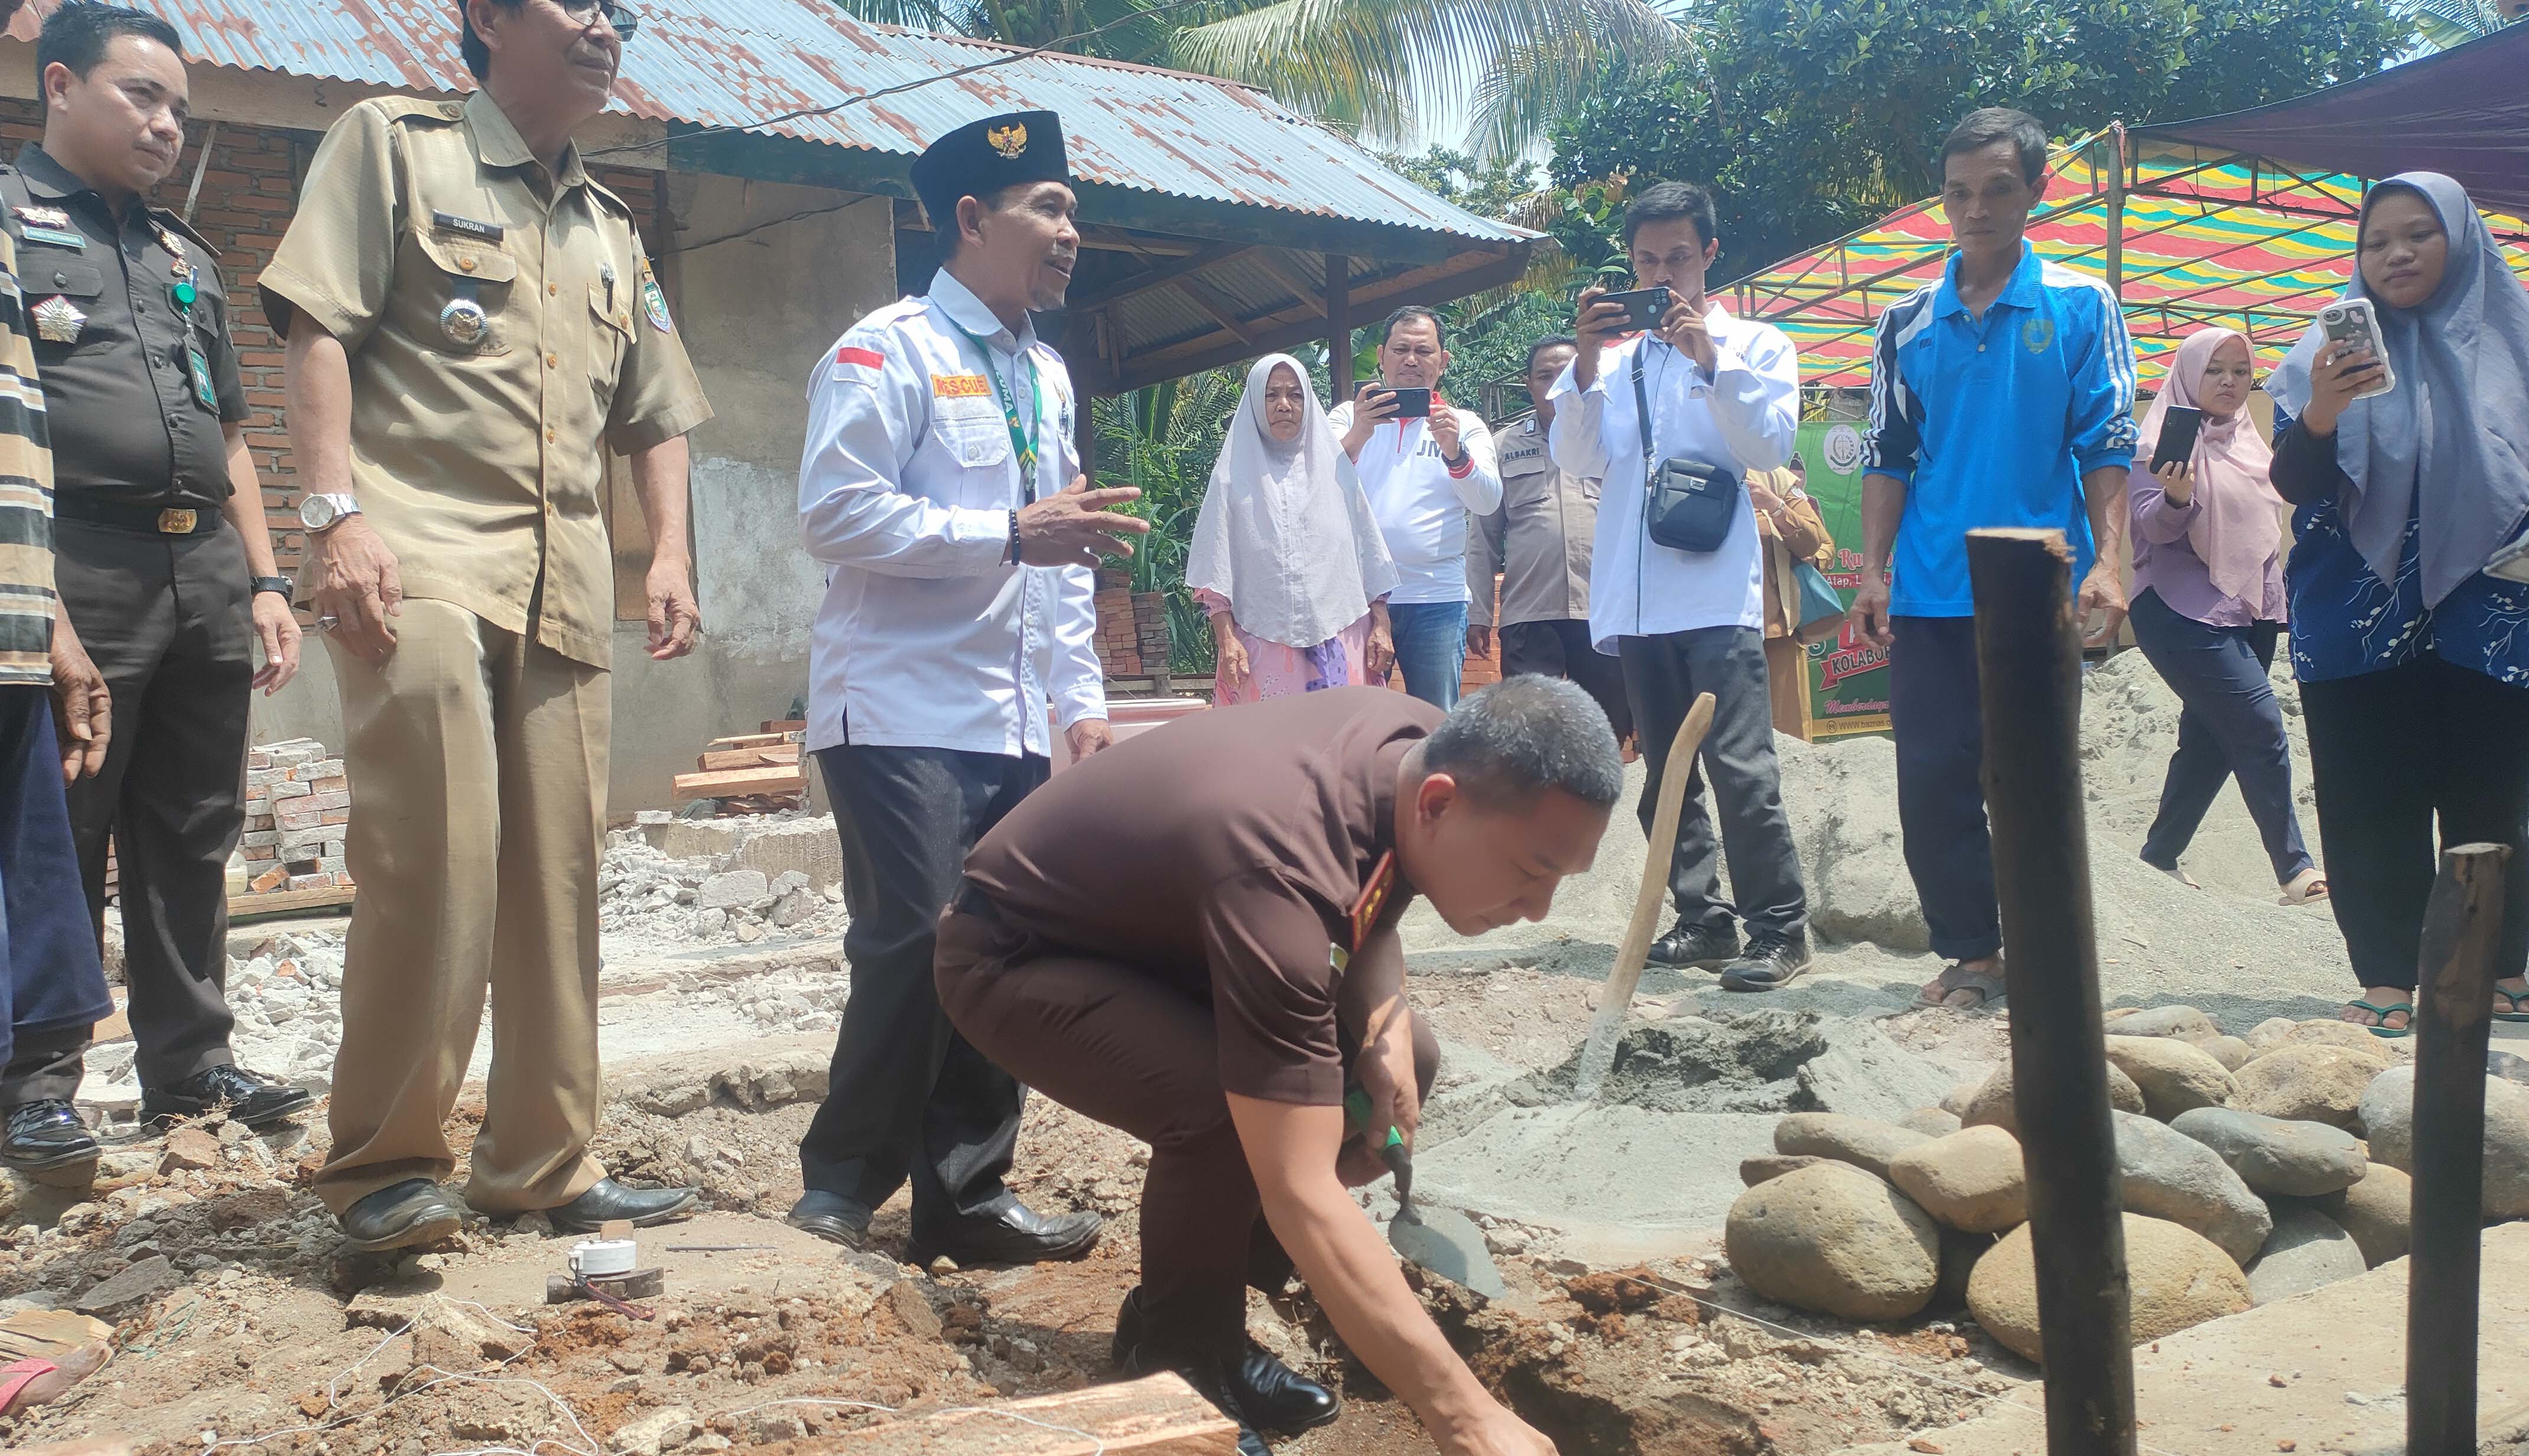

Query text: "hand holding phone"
[1600, 285, 1673, 333]
[1383, 386, 1432, 419]
[2319, 299, 2395, 400]
[2150, 404, 2205, 474]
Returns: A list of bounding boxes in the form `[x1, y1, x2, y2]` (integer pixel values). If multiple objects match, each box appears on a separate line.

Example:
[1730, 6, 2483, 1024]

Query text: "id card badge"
[187, 345, 217, 411]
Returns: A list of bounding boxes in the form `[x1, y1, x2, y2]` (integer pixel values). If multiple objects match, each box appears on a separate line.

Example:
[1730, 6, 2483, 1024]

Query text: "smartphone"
[1383, 386, 1432, 419]
[2319, 298, 2397, 399]
[1600, 285, 1672, 332]
[2150, 405, 2205, 473]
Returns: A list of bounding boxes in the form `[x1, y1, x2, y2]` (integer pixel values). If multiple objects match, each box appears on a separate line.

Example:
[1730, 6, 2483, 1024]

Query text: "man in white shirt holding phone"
[1549, 180, 1815, 992]
[1328, 308, 1502, 709]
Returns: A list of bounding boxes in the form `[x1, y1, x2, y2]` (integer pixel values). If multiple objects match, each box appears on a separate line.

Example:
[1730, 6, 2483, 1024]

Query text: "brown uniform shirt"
[1468, 412, 1598, 628]
[261, 92, 713, 668]
[963, 687, 1442, 1106]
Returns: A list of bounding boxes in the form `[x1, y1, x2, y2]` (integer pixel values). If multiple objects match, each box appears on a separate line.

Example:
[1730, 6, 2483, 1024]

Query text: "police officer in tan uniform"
[263, 0, 712, 1252]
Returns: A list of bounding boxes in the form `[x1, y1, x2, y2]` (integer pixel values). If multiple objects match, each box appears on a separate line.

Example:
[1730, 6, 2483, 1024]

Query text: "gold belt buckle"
[157, 508, 197, 534]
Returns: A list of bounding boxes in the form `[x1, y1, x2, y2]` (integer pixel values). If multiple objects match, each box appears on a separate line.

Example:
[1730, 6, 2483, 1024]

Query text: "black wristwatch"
[251, 576, 292, 600]
[1007, 509, 1023, 566]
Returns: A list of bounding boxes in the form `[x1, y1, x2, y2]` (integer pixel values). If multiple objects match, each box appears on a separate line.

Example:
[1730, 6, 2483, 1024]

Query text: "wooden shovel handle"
[1572, 693, 1717, 1098]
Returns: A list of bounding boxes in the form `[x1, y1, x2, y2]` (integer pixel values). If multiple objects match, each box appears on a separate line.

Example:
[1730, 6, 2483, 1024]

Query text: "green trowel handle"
[1342, 1088, 1406, 1152]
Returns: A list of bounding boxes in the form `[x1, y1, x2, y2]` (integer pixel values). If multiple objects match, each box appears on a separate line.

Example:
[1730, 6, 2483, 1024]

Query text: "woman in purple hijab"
[2127, 327, 2323, 905]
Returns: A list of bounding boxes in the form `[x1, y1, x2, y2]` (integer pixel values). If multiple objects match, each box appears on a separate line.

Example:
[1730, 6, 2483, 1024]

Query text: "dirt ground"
[2, 960, 2039, 1456]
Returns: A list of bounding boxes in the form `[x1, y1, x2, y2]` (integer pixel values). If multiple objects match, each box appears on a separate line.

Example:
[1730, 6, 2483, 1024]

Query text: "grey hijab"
[2269, 172, 2529, 608]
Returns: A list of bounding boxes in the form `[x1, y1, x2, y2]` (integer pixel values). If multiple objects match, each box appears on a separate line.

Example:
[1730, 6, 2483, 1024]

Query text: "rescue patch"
[642, 274, 674, 333]
[932, 373, 991, 399]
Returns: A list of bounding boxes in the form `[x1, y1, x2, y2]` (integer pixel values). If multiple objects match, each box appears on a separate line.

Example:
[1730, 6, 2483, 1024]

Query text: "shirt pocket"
[931, 394, 1010, 471]
[588, 281, 632, 415]
[22, 256, 104, 356]
[406, 228, 519, 358]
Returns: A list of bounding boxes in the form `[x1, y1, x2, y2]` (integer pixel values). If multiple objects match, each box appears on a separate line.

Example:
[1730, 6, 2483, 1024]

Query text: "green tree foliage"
[1549, 0, 2410, 278]
[1091, 368, 1246, 673]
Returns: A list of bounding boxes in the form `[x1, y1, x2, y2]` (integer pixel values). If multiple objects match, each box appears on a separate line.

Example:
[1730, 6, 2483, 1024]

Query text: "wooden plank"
[698, 745, 802, 772]
[821, 1374, 1237, 1454]
[674, 765, 808, 801]
[228, 884, 356, 921]
[708, 732, 795, 750]
[1171, 274, 1260, 344]
[760, 719, 808, 733]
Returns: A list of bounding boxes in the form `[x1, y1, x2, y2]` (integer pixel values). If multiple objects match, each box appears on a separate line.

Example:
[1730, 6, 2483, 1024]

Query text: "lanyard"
[950, 321, 1042, 503]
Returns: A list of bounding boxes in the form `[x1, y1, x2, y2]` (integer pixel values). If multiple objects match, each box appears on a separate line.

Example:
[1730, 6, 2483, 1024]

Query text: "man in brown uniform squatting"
[941, 676, 1617, 1456]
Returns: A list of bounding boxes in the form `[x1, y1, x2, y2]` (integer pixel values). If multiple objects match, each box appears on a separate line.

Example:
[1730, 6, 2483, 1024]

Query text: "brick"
[246, 813, 274, 831]
[286, 873, 331, 891]
[249, 864, 289, 892]
[287, 759, 344, 782]
[240, 829, 282, 848]
[279, 826, 337, 855]
[266, 778, 312, 800]
[241, 845, 275, 862]
[308, 775, 347, 795]
[317, 856, 347, 875]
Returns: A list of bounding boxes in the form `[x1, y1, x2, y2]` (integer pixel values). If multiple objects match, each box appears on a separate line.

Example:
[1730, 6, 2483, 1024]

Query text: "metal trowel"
[1347, 1090, 1508, 1301]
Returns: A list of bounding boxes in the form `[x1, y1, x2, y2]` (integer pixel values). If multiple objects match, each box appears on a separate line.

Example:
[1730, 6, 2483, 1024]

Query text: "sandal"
[1917, 963, 2007, 1010]
[2343, 998, 2413, 1039]
[2281, 871, 2330, 906]
[2497, 984, 2529, 1023]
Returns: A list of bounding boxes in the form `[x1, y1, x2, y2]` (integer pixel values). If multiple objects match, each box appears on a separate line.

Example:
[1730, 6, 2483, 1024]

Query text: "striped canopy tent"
[1724, 128, 2529, 391]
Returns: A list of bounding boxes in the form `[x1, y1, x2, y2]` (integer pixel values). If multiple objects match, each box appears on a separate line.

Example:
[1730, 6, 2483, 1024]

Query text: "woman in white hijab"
[1189, 356, 1399, 704]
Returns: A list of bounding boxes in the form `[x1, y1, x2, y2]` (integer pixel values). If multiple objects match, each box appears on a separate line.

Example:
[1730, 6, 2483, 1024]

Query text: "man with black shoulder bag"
[1547, 180, 1814, 992]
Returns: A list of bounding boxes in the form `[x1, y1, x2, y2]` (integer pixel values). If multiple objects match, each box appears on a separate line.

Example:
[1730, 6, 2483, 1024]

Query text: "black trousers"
[1501, 618, 1634, 742]
[1887, 616, 2003, 962]
[1618, 626, 1808, 938]
[937, 902, 1439, 1361]
[1, 518, 252, 1103]
[2127, 590, 2315, 884]
[2302, 654, 2529, 993]
[0, 688, 113, 1094]
[800, 743, 1048, 1228]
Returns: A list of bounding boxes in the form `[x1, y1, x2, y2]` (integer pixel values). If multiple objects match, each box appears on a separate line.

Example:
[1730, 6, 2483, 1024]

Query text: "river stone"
[2104, 1035, 2237, 1119]
[1900, 1108, 1965, 1138]
[2103, 1005, 2221, 1044]
[2356, 1064, 2529, 1217]
[1940, 1080, 1982, 1117]
[1886, 1124, 2028, 1234]
[1724, 1162, 1942, 1321]
[1966, 1214, 2250, 1363]
[2113, 1110, 2273, 1265]
[1772, 1113, 1930, 1180]
[2169, 1107, 2366, 1197]
[2206, 1036, 2255, 1072]
[1740, 1154, 1829, 1188]
[2247, 1016, 2298, 1051]
[2234, 1045, 2387, 1128]
[2491, 1048, 2529, 1087]
[2310, 1162, 2411, 1267]
[1962, 1061, 2145, 1138]
[2244, 1206, 2366, 1305]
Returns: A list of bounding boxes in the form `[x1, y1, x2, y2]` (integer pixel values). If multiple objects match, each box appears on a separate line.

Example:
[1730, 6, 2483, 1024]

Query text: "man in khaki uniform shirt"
[1466, 336, 1632, 744]
[263, 0, 713, 1252]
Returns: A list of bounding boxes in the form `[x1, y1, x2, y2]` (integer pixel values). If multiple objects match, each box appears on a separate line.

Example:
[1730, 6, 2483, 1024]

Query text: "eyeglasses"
[557, 0, 640, 40]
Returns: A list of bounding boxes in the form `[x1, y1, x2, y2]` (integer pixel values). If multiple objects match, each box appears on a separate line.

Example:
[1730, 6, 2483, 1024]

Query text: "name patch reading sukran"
[432, 212, 505, 242]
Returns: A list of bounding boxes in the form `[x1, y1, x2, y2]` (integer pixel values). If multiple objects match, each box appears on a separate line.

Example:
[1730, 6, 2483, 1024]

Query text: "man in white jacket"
[1550, 181, 1815, 993]
[788, 110, 1148, 1262]
[1327, 308, 1502, 708]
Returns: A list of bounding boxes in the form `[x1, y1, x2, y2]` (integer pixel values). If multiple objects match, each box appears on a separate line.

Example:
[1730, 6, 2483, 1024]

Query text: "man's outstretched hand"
[1019, 476, 1149, 570]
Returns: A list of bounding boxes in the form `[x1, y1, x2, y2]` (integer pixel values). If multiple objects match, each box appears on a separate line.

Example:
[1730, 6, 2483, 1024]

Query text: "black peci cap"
[911, 110, 1070, 233]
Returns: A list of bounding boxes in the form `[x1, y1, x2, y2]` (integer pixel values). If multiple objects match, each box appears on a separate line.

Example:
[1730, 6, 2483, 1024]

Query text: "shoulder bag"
[1631, 343, 1741, 554]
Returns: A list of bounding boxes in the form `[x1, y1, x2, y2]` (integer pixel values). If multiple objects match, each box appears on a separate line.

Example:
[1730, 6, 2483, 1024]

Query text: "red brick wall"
[0, 98, 662, 580]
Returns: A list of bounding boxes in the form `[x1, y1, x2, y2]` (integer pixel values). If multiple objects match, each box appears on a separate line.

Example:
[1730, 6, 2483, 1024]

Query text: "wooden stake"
[821, 1373, 1240, 1453]
[1967, 528, 2135, 1455]
[1571, 692, 1715, 1101]
[2408, 841, 2509, 1454]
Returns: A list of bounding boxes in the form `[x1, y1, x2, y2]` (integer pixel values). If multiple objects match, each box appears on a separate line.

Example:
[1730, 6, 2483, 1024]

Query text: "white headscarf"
[1185, 355, 1399, 649]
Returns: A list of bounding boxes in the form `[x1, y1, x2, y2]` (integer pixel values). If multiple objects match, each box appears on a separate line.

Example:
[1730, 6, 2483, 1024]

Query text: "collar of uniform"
[463, 89, 592, 190]
[13, 144, 130, 223]
[1936, 239, 2042, 318]
[927, 266, 1036, 354]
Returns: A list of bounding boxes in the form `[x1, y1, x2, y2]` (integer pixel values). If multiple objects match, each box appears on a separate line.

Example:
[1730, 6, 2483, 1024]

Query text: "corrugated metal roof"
[8, 0, 1527, 242]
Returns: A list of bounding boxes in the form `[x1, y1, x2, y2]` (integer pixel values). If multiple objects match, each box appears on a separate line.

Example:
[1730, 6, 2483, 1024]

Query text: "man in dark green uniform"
[0, 3, 309, 1171]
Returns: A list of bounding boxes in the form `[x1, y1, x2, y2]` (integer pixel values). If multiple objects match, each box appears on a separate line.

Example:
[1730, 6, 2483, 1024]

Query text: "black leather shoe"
[339, 1178, 465, 1253]
[142, 1063, 314, 1130]
[1647, 921, 1740, 970]
[1720, 931, 1813, 992]
[2, 1100, 98, 1173]
[906, 1200, 1101, 1268]
[547, 1178, 700, 1233]
[786, 1190, 872, 1249]
[1114, 1287, 1338, 1435]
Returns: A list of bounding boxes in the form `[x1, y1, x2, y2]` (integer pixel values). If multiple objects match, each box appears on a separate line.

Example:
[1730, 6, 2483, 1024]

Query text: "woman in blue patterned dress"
[2267, 173, 2529, 1036]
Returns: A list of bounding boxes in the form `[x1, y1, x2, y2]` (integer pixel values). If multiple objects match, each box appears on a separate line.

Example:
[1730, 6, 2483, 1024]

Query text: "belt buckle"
[157, 508, 197, 534]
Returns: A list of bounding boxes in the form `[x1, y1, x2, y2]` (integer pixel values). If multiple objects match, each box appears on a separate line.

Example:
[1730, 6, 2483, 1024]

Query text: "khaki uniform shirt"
[261, 92, 712, 668]
[0, 225, 56, 684]
[1468, 412, 1598, 627]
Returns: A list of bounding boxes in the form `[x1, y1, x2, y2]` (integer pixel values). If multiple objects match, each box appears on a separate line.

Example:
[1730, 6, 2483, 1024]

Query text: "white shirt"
[1548, 304, 1800, 651]
[798, 269, 1104, 758]
[1324, 401, 1502, 604]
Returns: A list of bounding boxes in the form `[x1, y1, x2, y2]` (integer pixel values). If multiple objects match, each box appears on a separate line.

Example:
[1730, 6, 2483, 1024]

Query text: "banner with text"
[1799, 421, 1892, 739]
